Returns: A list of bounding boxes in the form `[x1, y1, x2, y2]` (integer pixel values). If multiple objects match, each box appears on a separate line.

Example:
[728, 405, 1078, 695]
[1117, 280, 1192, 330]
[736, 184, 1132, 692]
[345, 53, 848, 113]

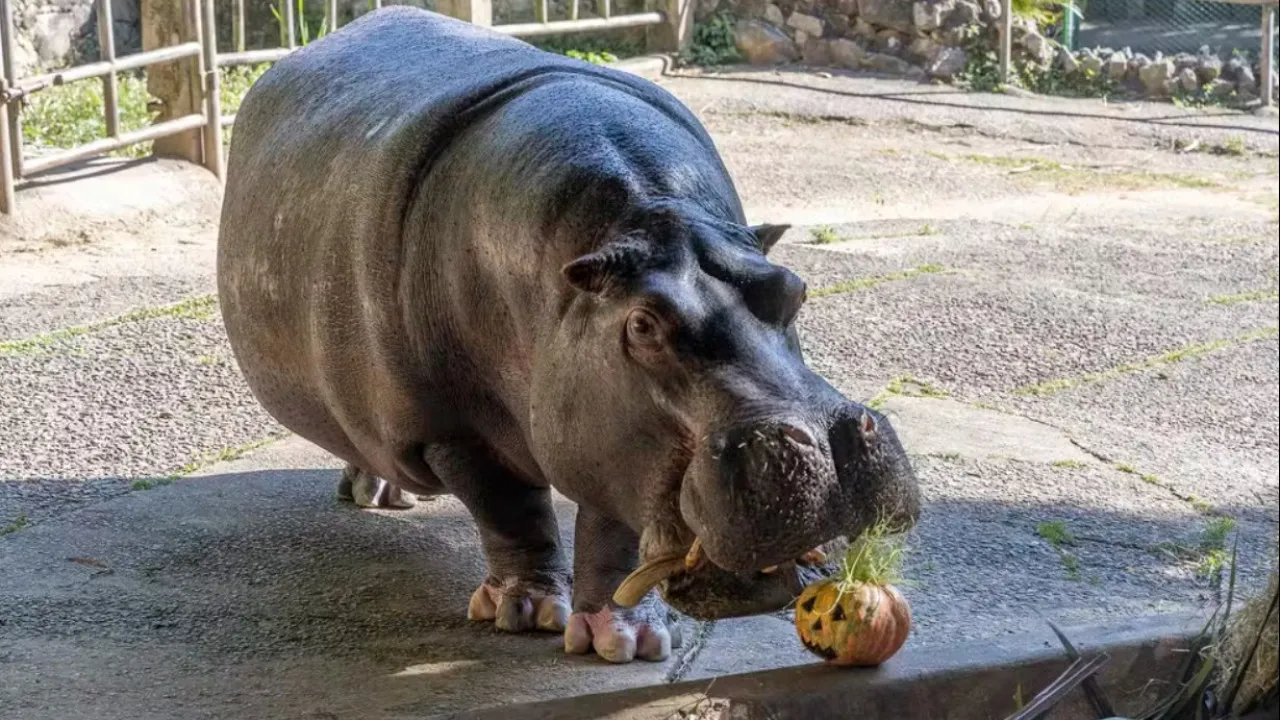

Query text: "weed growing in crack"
[0, 514, 30, 537]
[1037, 520, 1076, 548]
[809, 225, 840, 245]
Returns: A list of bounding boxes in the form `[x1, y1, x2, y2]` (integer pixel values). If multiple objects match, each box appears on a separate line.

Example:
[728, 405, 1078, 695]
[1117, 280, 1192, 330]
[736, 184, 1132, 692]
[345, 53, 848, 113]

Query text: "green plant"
[271, 0, 330, 47]
[564, 49, 618, 65]
[0, 514, 30, 537]
[1037, 520, 1076, 547]
[681, 11, 741, 67]
[809, 225, 840, 244]
[20, 73, 156, 158]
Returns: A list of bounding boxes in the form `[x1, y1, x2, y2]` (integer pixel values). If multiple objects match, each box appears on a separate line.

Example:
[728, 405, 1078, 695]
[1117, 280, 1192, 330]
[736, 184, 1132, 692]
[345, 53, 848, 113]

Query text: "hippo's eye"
[625, 308, 664, 350]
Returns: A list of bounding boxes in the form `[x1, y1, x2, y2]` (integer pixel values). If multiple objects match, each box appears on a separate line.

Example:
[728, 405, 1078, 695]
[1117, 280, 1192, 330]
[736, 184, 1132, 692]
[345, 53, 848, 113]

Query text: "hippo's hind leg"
[420, 441, 571, 634]
[564, 506, 682, 663]
[337, 463, 418, 509]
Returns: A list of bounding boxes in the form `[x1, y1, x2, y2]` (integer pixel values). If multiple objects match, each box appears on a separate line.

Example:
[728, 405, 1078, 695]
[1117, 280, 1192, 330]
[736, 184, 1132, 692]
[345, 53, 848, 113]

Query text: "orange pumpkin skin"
[794, 580, 911, 666]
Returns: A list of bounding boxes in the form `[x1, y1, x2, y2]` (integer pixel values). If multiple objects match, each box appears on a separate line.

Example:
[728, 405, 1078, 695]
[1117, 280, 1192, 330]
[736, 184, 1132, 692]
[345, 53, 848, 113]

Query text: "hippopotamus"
[216, 6, 920, 664]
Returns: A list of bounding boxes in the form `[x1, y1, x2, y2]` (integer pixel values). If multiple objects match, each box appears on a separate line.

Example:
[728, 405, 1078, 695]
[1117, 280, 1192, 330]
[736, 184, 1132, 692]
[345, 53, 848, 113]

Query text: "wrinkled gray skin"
[217, 7, 920, 664]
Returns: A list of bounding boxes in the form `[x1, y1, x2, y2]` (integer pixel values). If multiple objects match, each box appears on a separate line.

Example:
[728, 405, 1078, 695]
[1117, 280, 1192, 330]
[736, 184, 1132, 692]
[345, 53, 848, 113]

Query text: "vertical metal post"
[646, 0, 689, 52]
[1262, 5, 1276, 107]
[597, 0, 610, 20]
[999, 0, 1013, 85]
[442, 0, 491, 26]
[326, 0, 338, 32]
[570, 0, 578, 21]
[283, 0, 297, 48]
[0, 82, 15, 214]
[234, 0, 245, 51]
[536, 0, 548, 22]
[198, 0, 223, 179]
[0, 0, 22, 180]
[97, 0, 120, 138]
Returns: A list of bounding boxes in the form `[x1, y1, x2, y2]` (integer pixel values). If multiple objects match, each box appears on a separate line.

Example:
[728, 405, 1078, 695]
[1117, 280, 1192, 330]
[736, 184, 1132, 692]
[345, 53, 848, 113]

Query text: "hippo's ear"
[750, 224, 790, 255]
[562, 239, 649, 294]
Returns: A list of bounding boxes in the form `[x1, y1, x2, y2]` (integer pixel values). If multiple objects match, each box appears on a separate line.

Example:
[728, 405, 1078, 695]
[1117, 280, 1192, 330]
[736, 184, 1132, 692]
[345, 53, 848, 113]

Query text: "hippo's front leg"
[423, 443, 572, 633]
[565, 507, 682, 663]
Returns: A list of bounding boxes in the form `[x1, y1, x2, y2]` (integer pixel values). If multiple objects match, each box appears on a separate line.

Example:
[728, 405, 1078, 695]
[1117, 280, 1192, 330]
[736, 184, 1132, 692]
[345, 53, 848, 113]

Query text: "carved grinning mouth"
[611, 537, 831, 608]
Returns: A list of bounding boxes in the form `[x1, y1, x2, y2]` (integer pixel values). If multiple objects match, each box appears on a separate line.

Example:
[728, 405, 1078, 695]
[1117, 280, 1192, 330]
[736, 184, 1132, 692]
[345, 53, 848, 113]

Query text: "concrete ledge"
[446, 612, 1207, 720]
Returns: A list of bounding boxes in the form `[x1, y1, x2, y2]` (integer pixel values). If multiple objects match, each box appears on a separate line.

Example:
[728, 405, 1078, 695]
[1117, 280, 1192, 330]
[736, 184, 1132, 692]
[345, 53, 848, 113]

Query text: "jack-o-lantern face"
[794, 579, 911, 666]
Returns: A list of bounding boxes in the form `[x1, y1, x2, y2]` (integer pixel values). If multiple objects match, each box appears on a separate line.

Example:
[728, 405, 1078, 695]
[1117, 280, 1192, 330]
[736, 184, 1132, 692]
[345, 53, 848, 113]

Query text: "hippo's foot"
[564, 595, 682, 664]
[337, 463, 417, 509]
[467, 575, 571, 633]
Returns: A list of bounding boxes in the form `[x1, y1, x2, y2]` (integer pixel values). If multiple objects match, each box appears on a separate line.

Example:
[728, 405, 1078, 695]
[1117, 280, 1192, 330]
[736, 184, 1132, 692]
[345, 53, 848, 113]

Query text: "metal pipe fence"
[0, 0, 672, 214]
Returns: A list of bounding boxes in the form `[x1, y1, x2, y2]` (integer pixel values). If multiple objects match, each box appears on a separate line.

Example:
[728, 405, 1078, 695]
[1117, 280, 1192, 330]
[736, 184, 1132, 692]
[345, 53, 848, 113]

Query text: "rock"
[949, 0, 980, 26]
[1195, 54, 1222, 84]
[764, 3, 786, 26]
[1022, 30, 1052, 65]
[980, 0, 1001, 20]
[829, 37, 867, 69]
[927, 45, 969, 79]
[734, 19, 799, 64]
[822, 9, 852, 37]
[1058, 47, 1080, 74]
[801, 37, 831, 65]
[1138, 58, 1173, 95]
[1080, 52, 1104, 76]
[875, 29, 906, 55]
[909, 36, 941, 63]
[1207, 77, 1235, 99]
[853, 17, 878, 39]
[1235, 65, 1257, 93]
[1222, 56, 1243, 83]
[1127, 53, 1150, 82]
[1172, 52, 1196, 72]
[837, 0, 858, 13]
[787, 11, 825, 37]
[864, 51, 914, 74]
[913, 0, 956, 32]
[794, 29, 810, 46]
[858, 0, 915, 32]
[1176, 67, 1199, 93]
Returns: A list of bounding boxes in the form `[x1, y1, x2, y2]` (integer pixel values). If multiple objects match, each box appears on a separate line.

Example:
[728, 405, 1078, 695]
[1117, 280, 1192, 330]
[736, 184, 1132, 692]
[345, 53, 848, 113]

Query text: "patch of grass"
[1206, 289, 1280, 306]
[0, 514, 30, 537]
[1014, 327, 1279, 397]
[866, 374, 950, 410]
[810, 264, 946, 299]
[808, 225, 840, 245]
[132, 432, 289, 492]
[0, 295, 218, 356]
[21, 73, 156, 158]
[934, 452, 963, 461]
[196, 355, 222, 366]
[1036, 520, 1076, 548]
[1060, 551, 1082, 580]
[1051, 459, 1087, 469]
[954, 153, 1218, 194]
[679, 10, 741, 67]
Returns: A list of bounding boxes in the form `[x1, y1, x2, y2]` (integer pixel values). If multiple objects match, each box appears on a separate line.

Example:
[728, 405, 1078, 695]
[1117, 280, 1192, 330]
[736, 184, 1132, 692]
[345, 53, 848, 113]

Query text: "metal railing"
[0, 0, 679, 214]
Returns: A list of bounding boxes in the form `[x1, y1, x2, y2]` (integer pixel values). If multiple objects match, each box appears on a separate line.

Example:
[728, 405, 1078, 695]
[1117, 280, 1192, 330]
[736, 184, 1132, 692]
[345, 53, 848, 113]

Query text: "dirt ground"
[1, 68, 1277, 719]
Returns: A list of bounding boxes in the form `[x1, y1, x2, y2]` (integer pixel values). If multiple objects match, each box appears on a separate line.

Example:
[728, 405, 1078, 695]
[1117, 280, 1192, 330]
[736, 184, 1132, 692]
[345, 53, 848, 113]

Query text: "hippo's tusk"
[612, 554, 687, 608]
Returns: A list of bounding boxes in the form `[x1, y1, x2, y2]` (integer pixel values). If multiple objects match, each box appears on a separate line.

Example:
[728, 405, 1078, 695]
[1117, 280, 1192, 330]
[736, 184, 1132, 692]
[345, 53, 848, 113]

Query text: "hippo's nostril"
[779, 423, 816, 448]
[828, 410, 863, 481]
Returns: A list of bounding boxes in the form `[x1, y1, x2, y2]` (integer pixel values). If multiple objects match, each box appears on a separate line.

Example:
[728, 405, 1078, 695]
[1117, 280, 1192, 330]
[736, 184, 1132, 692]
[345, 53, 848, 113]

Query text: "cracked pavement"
[1, 68, 1277, 719]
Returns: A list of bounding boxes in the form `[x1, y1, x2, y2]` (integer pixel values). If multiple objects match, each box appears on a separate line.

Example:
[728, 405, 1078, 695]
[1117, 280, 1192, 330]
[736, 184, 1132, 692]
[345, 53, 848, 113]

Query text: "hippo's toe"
[336, 464, 417, 509]
[564, 603, 682, 663]
[467, 577, 570, 633]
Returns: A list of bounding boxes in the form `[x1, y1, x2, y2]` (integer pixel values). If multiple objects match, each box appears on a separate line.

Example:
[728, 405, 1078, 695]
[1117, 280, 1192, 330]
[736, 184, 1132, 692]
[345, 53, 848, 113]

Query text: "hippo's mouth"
[611, 536, 846, 620]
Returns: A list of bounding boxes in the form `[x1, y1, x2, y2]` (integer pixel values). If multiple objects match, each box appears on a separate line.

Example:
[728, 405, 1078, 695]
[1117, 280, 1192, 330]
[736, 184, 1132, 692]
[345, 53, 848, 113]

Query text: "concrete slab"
[0, 435, 817, 720]
[880, 395, 1095, 465]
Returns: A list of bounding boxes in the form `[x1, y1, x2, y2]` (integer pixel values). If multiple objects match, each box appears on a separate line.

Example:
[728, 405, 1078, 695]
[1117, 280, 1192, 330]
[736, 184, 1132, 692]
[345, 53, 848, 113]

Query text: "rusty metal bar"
[21, 43, 202, 94]
[0, 0, 23, 180]
[235, 0, 246, 51]
[218, 47, 292, 66]
[199, 0, 223, 178]
[496, 11, 662, 36]
[96, 0, 120, 138]
[22, 114, 207, 176]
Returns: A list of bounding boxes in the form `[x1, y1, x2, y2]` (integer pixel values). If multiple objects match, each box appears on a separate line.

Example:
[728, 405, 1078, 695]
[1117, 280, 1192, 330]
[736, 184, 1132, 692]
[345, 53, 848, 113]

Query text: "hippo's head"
[529, 201, 920, 620]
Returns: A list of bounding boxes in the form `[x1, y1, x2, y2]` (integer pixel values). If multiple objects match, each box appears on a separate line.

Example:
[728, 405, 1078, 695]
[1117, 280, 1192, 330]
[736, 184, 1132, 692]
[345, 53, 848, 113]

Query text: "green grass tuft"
[0, 514, 30, 537]
[1036, 520, 1076, 548]
[0, 295, 218, 356]
[810, 265, 946, 298]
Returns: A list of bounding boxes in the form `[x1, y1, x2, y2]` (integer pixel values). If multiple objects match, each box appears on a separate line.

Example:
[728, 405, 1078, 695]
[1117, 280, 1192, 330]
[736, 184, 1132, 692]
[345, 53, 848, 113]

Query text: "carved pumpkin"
[794, 578, 911, 666]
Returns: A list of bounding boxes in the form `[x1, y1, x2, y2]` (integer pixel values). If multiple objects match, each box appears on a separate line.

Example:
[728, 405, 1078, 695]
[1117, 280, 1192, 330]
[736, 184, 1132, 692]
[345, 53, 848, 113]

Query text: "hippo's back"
[216, 7, 714, 478]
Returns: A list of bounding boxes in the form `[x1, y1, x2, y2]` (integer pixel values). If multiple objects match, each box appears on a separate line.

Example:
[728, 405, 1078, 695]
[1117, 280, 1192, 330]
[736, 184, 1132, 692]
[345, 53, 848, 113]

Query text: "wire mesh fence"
[1076, 0, 1277, 63]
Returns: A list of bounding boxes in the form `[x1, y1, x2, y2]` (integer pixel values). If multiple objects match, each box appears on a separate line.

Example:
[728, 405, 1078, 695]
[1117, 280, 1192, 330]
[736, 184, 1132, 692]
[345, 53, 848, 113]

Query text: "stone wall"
[721, 0, 1278, 102]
